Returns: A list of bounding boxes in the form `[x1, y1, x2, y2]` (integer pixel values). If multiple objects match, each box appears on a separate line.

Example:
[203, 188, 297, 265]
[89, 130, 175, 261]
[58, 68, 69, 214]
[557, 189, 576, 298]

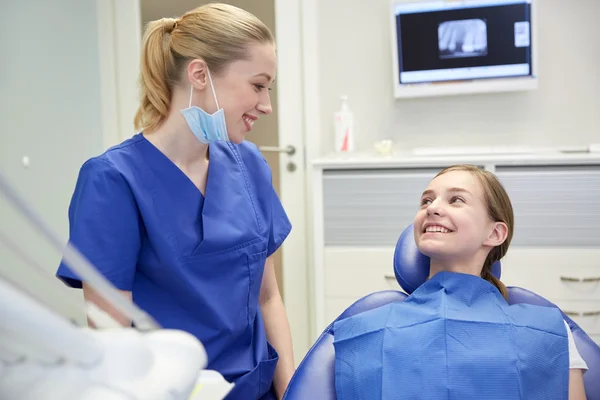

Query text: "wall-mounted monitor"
[390, 0, 537, 98]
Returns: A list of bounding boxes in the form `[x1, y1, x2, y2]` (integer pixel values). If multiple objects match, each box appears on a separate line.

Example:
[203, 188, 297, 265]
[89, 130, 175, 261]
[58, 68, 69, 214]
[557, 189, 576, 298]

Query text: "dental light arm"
[0, 172, 158, 331]
[0, 170, 234, 399]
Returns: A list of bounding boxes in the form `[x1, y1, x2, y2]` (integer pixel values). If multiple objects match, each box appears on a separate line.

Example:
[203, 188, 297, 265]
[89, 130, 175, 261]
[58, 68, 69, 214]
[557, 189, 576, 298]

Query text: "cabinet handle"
[564, 311, 580, 317]
[384, 274, 396, 280]
[560, 276, 600, 283]
[563, 311, 600, 317]
[583, 277, 600, 283]
[584, 311, 600, 317]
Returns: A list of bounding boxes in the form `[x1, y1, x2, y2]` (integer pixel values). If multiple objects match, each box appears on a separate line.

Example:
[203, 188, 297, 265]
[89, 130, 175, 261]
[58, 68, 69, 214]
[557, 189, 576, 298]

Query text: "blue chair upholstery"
[284, 224, 600, 399]
[393, 223, 502, 292]
[282, 290, 407, 399]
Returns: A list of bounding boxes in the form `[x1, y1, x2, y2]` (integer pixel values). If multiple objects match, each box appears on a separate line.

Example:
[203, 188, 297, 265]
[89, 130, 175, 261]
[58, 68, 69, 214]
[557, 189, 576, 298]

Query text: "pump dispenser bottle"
[334, 96, 354, 152]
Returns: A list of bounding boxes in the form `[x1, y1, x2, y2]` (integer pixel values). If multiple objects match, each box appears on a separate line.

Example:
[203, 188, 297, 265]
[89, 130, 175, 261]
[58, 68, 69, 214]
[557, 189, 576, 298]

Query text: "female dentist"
[56, 4, 294, 399]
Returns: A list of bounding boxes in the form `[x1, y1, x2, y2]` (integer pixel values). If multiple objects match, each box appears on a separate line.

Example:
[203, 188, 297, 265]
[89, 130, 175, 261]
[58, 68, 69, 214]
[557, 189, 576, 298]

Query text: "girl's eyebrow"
[421, 187, 472, 197]
[447, 187, 472, 196]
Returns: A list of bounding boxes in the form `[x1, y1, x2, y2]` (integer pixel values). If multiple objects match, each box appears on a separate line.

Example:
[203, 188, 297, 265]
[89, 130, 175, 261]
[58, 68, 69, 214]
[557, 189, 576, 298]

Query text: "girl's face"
[414, 170, 498, 266]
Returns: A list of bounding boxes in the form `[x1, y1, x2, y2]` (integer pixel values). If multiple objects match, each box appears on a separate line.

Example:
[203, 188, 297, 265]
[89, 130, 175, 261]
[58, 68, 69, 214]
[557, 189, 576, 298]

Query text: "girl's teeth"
[426, 226, 450, 233]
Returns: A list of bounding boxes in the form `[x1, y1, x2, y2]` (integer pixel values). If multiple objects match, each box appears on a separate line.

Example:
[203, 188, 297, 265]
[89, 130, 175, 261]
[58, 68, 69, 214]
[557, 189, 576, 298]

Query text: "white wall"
[0, 0, 105, 323]
[314, 0, 600, 154]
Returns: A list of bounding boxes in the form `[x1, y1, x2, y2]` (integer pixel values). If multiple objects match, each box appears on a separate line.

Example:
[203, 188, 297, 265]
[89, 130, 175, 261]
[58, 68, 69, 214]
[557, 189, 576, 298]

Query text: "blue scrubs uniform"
[56, 133, 291, 400]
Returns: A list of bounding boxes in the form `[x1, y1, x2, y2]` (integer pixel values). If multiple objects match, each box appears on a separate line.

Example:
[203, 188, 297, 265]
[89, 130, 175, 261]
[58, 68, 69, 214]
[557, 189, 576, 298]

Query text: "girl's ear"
[484, 222, 508, 247]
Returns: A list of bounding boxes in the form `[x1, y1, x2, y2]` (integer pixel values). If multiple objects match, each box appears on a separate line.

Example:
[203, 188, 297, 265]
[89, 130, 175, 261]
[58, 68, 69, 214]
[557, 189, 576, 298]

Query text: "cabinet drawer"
[501, 249, 600, 301]
[551, 300, 600, 335]
[322, 247, 600, 335]
[495, 165, 600, 247]
[324, 247, 401, 298]
[324, 247, 600, 301]
[323, 168, 445, 247]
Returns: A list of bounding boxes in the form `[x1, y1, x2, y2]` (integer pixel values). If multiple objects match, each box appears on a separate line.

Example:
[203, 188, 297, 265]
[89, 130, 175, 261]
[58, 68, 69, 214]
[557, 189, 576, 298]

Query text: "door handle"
[258, 145, 296, 156]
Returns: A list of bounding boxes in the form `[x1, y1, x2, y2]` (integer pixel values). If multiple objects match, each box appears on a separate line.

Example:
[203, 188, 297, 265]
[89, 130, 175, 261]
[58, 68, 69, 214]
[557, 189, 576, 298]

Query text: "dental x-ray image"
[438, 19, 488, 59]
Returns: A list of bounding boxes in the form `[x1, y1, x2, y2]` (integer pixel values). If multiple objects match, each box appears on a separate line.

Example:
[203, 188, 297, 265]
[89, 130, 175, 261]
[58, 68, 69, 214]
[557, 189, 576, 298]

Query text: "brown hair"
[434, 164, 514, 300]
[134, 3, 275, 133]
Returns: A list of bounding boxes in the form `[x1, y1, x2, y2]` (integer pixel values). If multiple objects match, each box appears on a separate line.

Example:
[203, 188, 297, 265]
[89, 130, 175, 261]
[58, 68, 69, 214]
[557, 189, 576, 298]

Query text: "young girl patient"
[333, 164, 588, 400]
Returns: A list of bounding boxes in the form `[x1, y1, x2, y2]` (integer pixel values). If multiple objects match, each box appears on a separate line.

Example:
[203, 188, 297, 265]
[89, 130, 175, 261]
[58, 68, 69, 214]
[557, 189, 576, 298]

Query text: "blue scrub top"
[56, 133, 291, 400]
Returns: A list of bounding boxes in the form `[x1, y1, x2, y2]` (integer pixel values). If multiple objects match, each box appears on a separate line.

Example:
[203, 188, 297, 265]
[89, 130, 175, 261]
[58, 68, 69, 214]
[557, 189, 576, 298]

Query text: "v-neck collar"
[131, 134, 263, 257]
[138, 133, 212, 198]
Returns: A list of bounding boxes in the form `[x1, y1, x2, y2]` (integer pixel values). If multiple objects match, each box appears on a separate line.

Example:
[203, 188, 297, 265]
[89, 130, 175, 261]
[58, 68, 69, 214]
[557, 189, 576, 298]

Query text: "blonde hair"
[134, 3, 275, 133]
[435, 164, 514, 300]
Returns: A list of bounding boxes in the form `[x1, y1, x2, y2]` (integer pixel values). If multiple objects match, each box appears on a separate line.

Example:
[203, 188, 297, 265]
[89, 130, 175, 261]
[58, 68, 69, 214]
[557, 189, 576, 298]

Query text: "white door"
[0, 0, 120, 325]
[103, 0, 312, 362]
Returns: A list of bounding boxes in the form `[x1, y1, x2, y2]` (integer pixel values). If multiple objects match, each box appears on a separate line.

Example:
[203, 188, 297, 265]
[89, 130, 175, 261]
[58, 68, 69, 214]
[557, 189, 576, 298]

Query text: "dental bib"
[333, 272, 569, 399]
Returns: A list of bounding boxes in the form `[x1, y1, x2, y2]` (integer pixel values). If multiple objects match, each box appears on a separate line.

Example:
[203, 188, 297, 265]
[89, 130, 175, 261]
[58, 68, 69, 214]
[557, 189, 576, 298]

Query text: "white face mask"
[180, 67, 228, 144]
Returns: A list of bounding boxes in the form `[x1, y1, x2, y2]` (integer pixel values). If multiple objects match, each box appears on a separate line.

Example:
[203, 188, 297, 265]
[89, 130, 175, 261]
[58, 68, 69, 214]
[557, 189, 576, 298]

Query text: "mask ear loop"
[206, 68, 220, 110]
[188, 67, 220, 110]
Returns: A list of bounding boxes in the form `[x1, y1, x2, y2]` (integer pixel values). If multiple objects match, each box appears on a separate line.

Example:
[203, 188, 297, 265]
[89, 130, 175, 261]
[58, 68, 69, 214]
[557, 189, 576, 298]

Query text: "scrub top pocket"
[259, 342, 279, 395]
[247, 250, 268, 326]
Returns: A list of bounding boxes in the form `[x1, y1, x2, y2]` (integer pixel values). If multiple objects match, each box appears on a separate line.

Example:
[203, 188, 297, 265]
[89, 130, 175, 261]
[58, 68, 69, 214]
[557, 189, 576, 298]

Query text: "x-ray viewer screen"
[394, 0, 532, 84]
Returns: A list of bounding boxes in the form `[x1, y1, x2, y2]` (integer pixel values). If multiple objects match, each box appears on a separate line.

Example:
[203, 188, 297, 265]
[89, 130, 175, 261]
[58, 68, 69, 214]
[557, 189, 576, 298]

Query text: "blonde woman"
[57, 4, 294, 399]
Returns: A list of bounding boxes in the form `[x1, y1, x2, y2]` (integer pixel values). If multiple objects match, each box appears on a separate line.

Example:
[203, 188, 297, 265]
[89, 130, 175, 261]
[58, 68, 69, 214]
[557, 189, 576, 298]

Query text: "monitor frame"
[390, 0, 539, 99]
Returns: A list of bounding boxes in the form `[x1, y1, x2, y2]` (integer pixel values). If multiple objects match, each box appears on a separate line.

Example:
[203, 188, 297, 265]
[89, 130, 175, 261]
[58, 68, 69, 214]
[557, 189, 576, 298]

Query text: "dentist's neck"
[143, 113, 209, 166]
[143, 86, 211, 166]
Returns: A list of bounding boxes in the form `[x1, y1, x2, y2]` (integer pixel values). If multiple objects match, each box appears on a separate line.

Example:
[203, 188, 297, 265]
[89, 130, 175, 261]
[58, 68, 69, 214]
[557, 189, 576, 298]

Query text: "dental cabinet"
[309, 151, 600, 344]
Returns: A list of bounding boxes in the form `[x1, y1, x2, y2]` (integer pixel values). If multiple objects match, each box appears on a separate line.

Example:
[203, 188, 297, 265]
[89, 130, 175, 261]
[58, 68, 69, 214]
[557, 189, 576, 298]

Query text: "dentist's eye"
[254, 84, 273, 93]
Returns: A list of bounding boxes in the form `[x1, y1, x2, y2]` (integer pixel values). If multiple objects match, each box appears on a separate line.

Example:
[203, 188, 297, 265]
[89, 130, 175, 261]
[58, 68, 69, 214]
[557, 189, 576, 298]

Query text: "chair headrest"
[393, 224, 502, 294]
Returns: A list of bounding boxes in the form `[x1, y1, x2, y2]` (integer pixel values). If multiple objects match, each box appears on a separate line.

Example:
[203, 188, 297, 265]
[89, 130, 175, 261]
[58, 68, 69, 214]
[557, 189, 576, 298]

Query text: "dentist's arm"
[83, 283, 132, 328]
[259, 255, 295, 399]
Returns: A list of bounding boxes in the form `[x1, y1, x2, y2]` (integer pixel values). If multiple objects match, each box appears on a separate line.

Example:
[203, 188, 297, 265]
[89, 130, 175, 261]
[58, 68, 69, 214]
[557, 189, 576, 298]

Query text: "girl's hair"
[133, 3, 275, 133]
[435, 164, 514, 300]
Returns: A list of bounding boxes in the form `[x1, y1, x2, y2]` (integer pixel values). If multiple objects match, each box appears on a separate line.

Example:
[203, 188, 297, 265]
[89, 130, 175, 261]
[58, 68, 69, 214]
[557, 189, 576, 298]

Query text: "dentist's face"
[208, 43, 276, 144]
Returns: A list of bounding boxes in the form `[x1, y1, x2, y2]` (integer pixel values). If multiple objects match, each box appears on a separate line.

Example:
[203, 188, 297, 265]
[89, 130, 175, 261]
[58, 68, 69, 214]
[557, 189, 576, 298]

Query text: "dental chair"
[283, 224, 600, 399]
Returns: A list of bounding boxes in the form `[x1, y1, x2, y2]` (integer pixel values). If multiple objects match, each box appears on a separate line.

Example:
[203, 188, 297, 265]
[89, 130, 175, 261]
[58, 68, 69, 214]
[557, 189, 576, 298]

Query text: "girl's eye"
[450, 196, 465, 204]
[420, 198, 432, 207]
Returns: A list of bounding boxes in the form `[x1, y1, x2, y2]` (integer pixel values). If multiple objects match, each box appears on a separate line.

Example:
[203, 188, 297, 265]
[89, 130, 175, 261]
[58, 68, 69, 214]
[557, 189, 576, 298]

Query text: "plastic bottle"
[334, 96, 354, 152]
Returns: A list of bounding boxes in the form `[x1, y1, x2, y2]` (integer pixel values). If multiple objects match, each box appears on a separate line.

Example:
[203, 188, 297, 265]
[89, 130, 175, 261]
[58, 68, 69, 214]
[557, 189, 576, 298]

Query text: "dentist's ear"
[484, 222, 508, 247]
[187, 59, 209, 89]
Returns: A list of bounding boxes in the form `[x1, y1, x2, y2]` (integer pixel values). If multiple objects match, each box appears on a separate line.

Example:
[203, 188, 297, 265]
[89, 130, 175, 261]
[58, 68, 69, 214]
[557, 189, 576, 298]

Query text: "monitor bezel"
[390, 0, 539, 99]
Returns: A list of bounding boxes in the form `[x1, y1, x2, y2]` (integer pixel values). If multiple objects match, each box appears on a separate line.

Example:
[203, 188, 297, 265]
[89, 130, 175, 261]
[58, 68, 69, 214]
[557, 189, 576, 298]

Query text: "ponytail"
[481, 255, 508, 301]
[133, 5, 275, 133]
[134, 18, 179, 133]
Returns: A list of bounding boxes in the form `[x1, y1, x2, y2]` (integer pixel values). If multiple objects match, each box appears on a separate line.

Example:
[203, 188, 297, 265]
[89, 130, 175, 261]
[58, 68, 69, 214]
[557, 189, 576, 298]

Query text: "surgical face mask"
[180, 68, 229, 144]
